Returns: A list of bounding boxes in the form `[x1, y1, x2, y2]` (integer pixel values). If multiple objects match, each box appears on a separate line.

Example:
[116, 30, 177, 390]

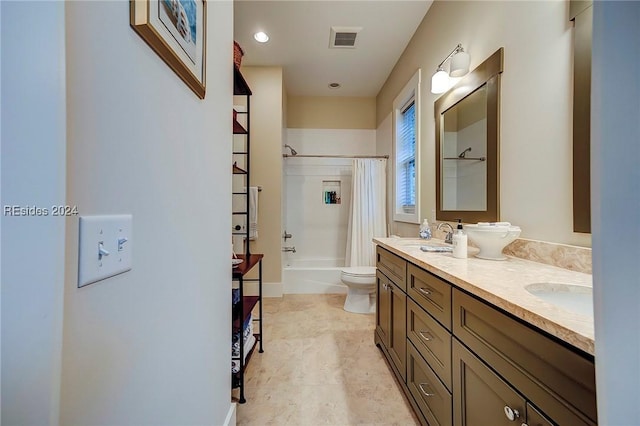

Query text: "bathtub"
[282, 259, 348, 294]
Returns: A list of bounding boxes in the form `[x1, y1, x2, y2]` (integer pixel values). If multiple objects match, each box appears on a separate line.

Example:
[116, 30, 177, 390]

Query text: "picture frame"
[130, 0, 206, 99]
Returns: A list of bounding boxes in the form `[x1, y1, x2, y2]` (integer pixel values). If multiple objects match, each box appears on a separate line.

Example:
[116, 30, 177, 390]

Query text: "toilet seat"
[341, 266, 376, 285]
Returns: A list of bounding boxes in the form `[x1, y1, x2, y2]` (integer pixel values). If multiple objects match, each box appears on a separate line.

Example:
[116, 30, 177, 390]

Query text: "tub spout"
[282, 246, 296, 253]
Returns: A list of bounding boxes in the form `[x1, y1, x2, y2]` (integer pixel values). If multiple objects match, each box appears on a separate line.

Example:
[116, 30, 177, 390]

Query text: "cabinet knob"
[503, 406, 520, 421]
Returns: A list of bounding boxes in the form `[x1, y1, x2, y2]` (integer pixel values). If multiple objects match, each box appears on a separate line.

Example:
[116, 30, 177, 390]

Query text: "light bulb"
[254, 32, 269, 43]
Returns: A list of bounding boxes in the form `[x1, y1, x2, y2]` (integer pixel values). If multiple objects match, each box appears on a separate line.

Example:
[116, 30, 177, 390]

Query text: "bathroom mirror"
[435, 47, 503, 223]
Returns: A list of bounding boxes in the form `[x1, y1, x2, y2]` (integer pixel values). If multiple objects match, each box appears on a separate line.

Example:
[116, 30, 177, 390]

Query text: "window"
[393, 70, 421, 223]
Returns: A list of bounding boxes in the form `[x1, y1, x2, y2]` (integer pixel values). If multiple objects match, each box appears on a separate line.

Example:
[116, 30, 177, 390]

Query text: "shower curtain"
[346, 158, 388, 267]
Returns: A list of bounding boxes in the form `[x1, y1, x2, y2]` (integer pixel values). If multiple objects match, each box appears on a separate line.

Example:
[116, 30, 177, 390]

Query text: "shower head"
[284, 144, 298, 156]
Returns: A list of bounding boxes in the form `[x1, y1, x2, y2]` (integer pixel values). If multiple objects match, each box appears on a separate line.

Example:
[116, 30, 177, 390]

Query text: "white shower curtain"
[346, 158, 388, 267]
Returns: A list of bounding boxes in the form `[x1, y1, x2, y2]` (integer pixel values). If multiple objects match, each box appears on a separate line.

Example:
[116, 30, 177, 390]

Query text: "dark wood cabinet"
[375, 248, 407, 382]
[407, 298, 452, 391]
[453, 339, 526, 426]
[453, 289, 596, 425]
[376, 270, 391, 348]
[408, 341, 453, 426]
[375, 244, 597, 426]
[388, 280, 407, 381]
[453, 339, 559, 426]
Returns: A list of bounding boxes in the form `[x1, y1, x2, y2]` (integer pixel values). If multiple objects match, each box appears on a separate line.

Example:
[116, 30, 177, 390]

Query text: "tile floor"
[235, 294, 419, 425]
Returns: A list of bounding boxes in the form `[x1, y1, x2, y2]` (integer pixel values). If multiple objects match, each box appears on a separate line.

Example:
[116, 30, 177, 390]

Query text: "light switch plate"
[78, 215, 132, 287]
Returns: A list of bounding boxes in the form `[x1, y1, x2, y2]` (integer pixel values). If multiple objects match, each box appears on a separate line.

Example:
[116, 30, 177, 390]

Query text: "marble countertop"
[373, 237, 594, 355]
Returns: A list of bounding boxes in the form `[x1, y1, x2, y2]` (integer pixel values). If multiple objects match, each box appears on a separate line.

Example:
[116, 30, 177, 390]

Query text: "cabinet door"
[453, 339, 526, 426]
[376, 270, 391, 348]
[388, 280, 407, 381]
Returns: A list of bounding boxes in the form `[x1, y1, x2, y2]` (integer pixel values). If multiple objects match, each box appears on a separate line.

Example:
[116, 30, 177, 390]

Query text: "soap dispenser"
[452, 219, 467, 259]
[419, 219, 432, 239]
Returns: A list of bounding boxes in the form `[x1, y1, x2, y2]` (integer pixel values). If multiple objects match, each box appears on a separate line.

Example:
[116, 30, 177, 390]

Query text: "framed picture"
[130, 0, 206, 99]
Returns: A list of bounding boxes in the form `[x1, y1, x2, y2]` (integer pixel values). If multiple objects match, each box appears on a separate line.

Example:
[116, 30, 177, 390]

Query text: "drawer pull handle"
[418, 287, 432, 296]
[503, 406, 520, 421]
[419, 331, 434, 342]
[418, 383, 435, 397]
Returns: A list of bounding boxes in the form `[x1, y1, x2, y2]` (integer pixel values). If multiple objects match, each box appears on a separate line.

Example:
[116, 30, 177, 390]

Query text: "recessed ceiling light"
[254, 32, 269, 43]
[328, 82, 341, 89]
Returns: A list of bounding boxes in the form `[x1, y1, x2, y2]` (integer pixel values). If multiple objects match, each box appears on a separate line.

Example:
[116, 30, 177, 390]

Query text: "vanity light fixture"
[431, 43, 470, 94]
[254, 31, 269, 43]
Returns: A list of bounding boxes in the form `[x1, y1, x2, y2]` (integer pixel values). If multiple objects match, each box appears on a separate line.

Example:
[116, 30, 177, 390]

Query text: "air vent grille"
[329, 26, 362, 49]
[334, 32, 357, 47]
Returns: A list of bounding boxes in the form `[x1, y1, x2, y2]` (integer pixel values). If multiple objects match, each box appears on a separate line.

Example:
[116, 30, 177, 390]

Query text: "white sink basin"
[525, 283, 593, 317]
[397, 239, 450, 249]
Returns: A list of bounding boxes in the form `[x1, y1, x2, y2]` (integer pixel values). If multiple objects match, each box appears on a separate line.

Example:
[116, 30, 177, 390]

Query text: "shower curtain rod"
[283, 154, 389, 159]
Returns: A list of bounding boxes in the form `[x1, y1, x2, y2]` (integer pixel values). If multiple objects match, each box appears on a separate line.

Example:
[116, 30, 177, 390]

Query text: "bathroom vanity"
[374, 238, 596, 426]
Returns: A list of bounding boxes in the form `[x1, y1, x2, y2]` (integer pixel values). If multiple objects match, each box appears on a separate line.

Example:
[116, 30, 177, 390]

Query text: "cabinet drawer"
[407, 298, 452, 391]
[407, 263, 452, 330]
[377, 247, 407, 291]
[453, 289, 596, 425]
[408, 341, 453, 426]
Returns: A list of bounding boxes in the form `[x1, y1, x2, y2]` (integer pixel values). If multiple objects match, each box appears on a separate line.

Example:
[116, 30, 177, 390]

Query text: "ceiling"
[233, 1, 433, 97]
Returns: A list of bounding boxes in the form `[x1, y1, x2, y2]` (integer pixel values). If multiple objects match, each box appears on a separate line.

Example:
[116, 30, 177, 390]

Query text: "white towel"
[248, 186, 259, 240]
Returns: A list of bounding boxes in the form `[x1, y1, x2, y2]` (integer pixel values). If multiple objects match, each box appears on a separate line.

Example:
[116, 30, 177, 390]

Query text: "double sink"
[395, 238, 594, 318]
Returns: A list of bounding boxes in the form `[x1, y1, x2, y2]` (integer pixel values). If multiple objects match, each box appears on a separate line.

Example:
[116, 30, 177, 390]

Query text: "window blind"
[397, 100, 416, 214]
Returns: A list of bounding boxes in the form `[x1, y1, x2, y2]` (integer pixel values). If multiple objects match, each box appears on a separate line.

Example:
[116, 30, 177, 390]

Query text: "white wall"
[60, 1, 233, 424]
[591, 2, 640, 423]
[284, 129, 375, 268]
[376, 0, 591, 247]
[1, 2, 66, 424]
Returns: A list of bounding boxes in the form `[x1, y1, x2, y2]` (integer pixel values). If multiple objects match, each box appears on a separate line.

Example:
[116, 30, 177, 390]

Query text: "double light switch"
[78, 215, 133, 287]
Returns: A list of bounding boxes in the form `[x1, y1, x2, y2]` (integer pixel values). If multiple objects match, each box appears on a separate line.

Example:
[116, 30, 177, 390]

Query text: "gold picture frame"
[130, 0, 206, 99]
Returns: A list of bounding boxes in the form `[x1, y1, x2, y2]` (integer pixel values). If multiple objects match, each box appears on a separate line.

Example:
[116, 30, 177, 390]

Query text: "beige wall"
[288, 96, 376, 129]
[241, 67, 284, 289]
[376, 0, 591, 247]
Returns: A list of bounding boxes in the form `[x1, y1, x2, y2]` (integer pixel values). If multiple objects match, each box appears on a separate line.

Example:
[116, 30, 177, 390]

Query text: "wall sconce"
[431, 43, 470, 94]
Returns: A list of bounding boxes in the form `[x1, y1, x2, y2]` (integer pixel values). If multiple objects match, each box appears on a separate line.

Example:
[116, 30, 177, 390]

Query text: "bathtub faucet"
[282, 246, 296, 253]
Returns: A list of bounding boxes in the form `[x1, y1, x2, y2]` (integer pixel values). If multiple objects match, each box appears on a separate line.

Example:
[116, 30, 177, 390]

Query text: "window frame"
[392, 69, 421, 224]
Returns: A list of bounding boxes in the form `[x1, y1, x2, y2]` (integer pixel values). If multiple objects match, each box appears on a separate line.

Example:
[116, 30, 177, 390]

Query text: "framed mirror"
[435, 47, 503, 223]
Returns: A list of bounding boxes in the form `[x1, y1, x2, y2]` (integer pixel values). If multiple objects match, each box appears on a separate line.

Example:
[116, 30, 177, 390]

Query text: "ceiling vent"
[329, 26, 362, 49]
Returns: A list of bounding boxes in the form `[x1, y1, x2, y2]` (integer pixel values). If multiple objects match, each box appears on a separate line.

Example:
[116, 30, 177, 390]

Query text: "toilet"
[341, 266, 377, 314]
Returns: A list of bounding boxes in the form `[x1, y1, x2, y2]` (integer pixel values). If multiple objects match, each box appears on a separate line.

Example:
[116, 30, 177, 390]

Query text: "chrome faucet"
[282, 246, 296, 253]
[437, 222, 455, 244]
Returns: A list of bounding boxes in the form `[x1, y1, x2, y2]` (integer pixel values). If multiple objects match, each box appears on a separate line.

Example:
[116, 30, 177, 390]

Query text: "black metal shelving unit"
[232, 66, 263, 404]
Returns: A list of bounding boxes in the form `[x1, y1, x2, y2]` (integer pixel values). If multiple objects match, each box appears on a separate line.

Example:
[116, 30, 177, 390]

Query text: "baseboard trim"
[223, 402, 236, 426]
